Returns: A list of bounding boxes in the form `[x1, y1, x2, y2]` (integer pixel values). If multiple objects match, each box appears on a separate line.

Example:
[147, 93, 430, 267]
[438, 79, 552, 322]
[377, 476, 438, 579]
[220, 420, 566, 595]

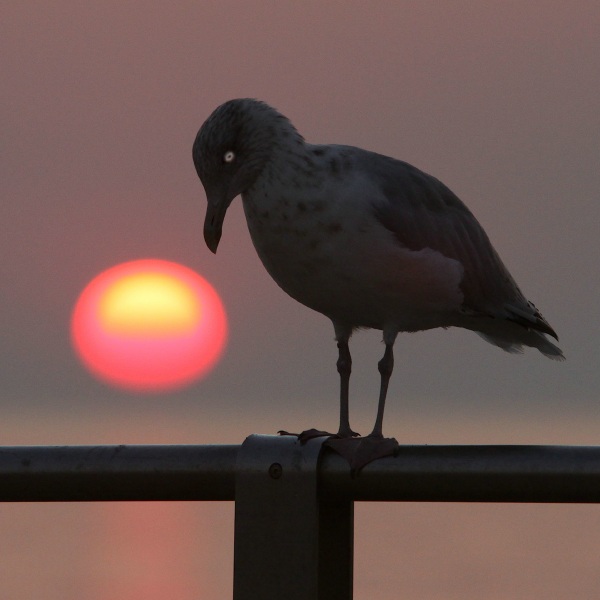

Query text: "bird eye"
[223, 150, 235, 163]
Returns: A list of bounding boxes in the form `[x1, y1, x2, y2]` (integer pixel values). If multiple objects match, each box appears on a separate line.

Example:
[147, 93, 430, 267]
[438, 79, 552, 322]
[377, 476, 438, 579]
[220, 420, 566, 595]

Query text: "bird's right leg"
[279, 326, 358, 442]
[336, 340, 360, 438]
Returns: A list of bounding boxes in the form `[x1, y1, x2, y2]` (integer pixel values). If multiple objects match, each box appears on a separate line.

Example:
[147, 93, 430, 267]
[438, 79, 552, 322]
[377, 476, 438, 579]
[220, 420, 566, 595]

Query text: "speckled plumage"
[192, 98, 563, 468]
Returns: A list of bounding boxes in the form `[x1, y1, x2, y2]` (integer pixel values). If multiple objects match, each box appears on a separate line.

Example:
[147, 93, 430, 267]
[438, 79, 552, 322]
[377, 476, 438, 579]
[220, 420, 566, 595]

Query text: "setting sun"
[71, 259, 227, 392]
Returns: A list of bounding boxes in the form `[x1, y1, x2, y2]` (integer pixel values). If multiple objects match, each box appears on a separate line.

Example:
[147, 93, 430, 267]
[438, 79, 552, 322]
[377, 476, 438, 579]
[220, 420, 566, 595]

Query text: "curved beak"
[203, 192, 234, 254]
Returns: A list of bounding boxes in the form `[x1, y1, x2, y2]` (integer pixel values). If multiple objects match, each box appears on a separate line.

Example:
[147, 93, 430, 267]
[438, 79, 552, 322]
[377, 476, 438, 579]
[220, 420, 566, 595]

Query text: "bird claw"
[325, 435, 399, 476]
[278, 428, 361, 444]
[278, 428, 335, 443]
[337, 428, 361, 439]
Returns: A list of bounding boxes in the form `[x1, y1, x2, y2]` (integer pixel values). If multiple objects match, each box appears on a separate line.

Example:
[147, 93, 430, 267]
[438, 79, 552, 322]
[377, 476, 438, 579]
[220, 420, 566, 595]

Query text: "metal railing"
[1, 435, 600, 598]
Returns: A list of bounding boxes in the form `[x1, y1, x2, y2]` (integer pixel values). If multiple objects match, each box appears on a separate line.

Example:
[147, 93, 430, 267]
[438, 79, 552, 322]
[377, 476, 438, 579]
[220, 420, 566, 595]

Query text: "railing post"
[233, 434, 353, 599]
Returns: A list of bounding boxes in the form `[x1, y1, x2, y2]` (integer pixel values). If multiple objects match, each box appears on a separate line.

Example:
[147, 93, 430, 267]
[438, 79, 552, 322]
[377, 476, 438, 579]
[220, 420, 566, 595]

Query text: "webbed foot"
[325, 435, 399, 476]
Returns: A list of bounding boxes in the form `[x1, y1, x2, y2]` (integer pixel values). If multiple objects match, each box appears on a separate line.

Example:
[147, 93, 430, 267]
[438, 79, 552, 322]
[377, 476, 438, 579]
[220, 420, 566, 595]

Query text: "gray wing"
[357, 150, 557, 339]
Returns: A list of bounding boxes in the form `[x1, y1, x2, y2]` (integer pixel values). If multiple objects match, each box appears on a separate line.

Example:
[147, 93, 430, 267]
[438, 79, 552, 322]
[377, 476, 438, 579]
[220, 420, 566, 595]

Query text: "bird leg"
[326, 342, 398, 475]
[278, 339, 359, 442]
[370, 343, 394, 437]
[336, 340, 360, 438]
[278, 340, 359, 444]
[282, 338, 398, 473]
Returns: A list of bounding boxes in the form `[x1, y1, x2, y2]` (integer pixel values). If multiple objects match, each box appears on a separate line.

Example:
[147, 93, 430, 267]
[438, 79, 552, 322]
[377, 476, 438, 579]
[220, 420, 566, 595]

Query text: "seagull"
[192, 98, 564, 471]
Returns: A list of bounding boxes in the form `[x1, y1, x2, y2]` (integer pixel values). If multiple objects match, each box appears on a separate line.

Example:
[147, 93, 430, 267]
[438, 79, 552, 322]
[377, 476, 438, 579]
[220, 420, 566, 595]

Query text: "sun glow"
[100, 273, 200, 335]
[71, 259, 227, 392]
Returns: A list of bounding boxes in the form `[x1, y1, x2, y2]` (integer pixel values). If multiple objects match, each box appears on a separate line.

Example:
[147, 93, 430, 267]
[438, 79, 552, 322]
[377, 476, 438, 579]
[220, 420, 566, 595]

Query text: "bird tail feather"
[476, 330, 565, 361]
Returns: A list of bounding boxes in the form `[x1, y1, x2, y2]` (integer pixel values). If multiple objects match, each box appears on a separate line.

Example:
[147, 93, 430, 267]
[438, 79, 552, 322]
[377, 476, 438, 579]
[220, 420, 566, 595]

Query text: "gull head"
[193, 98, 297, 253]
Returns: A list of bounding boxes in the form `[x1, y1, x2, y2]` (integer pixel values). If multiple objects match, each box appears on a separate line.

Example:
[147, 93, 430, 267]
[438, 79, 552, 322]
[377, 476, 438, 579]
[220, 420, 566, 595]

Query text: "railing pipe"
[1, 442, 599, 503]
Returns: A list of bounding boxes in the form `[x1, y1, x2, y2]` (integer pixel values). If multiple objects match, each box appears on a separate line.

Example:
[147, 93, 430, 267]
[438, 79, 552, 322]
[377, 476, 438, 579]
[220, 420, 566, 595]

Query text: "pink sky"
[2, 2, 600, 598]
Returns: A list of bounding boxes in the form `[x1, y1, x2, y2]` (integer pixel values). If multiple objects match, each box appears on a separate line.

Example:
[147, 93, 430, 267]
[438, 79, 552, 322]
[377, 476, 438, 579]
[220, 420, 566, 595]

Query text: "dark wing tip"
[505, 305, 559, 340]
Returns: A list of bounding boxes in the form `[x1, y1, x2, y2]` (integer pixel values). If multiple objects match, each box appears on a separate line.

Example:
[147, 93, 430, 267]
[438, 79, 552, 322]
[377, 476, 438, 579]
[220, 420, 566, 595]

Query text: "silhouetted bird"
[192, 99, 563, 471]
